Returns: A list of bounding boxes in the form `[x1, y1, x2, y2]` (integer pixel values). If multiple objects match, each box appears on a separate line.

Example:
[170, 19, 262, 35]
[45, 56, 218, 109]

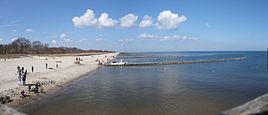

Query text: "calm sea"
[21, 51, 268, 115]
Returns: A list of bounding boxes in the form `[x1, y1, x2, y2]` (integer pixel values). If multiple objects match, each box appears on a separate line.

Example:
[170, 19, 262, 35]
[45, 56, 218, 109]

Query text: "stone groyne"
[104, 57, 246, 66]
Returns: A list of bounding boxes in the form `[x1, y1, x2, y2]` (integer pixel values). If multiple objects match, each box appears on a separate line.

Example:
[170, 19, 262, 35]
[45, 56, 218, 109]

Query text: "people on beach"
[46, 63, 48, 69]
[22, 70, 27, 85]
[56, 64, 58, 68]
[31, 66, 34, 73]
[20, 91, 26, 98]
[35, 82, 40, 94]
[17, 66, 20, 73]
[21, 67, 24, 73]
[17, 69, 22, 85]
[16, 66, 27, 85]
[0, 96, 11, 104]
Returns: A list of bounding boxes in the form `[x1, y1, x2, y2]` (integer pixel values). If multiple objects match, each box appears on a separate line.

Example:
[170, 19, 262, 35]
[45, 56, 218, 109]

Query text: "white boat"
[110, 59, 127, 65]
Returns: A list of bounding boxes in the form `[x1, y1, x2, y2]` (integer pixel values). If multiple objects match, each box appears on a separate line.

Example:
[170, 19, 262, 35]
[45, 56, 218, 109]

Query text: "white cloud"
[51, 40, 57, 47]
[72, 9, 98, 28]
[72, 9, 188, 30]
[11, 37, 18, 42]
[160, 35, 181, 41]
[72, 9, 117, 28]
[139, 15, 153, 28]
[138, 33, 157, 39]
[160, 35, 198, 41]
[25, 28, 33, 33]
[120, 14, 138, 28]
[59, 33, 72, 42]
[51, 40, 57, 44]
[96, 38, 104, 42]
[12, 29, 17, 33]
[77, 38, 87, 43]
[156, 10, 187, 29]
[98, 13, 117, 28]
[137, 33, 198, 41]
[181, 35, 198, 40]
[0, 38, 3, 43]
[119, 38, 134, 42]
[60, 33, 67, 39]
[62, 38, 72, 42]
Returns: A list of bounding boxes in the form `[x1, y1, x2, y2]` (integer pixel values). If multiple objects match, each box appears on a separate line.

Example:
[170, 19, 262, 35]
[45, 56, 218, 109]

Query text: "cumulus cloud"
[72, 9, 98, 28]
[60, 33, 67, 39]
[72, 9, 187, 30]
[120, 14, 138, 28]
[156, 10, 187, 29]
[72, 9, 117, 28]
[51, 40, 57, 44]
[98, 13, 117, 28]
[25, 28, 33, 33]
[51, 40, 57, 47]
[138, 33, 157, 39]
[139, 15, 153, 28]
[60, 33, 72, 42]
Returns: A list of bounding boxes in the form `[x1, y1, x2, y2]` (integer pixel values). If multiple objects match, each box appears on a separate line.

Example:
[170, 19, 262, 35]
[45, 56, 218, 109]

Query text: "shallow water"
[21, 51, 268, 115]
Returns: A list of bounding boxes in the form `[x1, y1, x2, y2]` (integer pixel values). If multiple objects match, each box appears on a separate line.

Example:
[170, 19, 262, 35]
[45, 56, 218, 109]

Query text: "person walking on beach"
[21, 67, 24, 73]
[46, 63, 48, 69]
[17, 66, 20, 74]
[22, 70, 27, 85]
[31, 66, 34, 73]
[17, 69, 22, 85]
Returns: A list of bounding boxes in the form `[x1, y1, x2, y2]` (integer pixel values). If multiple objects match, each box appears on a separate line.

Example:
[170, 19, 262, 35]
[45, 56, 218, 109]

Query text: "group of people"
[16, 66, 31, 86]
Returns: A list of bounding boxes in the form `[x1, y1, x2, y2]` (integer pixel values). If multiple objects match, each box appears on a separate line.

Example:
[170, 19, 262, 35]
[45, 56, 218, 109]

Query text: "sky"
[0, 0, 267, 52]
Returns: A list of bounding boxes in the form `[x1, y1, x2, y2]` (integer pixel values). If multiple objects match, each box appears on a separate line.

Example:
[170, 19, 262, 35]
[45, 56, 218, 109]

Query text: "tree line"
[0, 37, 114, 54]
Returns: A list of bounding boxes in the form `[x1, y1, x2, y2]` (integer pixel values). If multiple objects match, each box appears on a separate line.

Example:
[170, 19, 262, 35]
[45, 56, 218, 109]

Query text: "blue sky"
[0, 0, 267, 52]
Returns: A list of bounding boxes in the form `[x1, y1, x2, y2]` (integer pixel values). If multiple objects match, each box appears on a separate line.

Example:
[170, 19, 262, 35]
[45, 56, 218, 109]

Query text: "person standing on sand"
[17, 66, 20, 74]
[18, 69, 22, 85]
[46, 63, 48, 69]
[22, 70, 27, 85]
[21, 67, 24, 73]
[31, 66, 34, 73]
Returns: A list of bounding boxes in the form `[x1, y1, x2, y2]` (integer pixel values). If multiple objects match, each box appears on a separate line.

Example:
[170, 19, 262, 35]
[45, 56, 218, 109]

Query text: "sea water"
[21, 51, 268, 115]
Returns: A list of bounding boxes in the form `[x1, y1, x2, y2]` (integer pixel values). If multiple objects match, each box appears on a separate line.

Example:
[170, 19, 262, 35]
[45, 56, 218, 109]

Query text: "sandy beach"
[0, 53, 118, 109]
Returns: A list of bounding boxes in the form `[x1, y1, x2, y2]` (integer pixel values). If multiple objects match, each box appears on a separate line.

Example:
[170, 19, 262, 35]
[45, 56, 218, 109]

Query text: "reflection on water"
[21, 51, 268, 115]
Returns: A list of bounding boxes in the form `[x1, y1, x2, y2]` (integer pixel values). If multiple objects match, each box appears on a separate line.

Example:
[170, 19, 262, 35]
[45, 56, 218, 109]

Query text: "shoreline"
[0, 52, 119, 111]
[15, 67, 100, 110]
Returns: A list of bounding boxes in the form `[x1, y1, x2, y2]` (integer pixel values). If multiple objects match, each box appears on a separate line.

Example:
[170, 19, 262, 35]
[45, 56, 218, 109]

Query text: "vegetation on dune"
[0, 37, 114, 55]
